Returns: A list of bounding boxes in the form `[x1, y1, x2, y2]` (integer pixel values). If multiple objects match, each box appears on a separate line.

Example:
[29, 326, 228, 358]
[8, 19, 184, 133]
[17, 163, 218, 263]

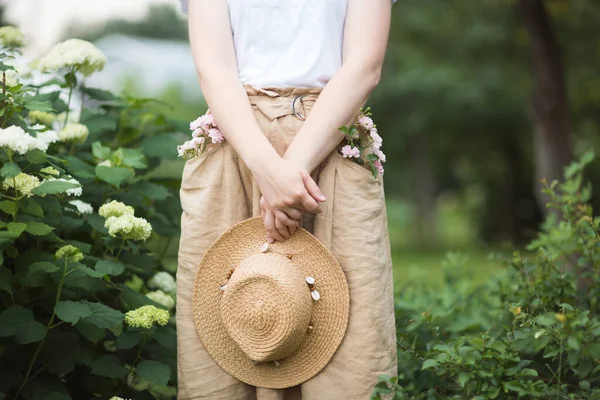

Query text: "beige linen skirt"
[176, 86, 397, 399]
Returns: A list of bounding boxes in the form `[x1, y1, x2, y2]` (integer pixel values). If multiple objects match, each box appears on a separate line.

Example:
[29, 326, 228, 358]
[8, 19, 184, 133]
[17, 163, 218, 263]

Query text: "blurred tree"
[372, 0, 599, 247]
[519, 0, 572, 214]
[66, 4, 188, 42]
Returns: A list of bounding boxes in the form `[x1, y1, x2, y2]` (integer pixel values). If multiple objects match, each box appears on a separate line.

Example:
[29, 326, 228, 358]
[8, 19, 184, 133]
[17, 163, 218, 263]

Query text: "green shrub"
[0, 34, 184, 399]
[373, 152, 600, 400]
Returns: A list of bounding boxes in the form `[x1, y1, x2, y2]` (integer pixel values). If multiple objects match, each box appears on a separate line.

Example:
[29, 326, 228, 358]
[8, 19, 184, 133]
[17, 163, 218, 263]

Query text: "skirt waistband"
[244, 85, 321, 121]
[244, 84, 322, 98]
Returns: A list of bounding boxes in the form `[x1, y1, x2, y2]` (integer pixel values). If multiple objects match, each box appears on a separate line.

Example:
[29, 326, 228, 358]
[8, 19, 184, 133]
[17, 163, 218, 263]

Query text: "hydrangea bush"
[372, 152, 600, 399]
[0, 31, 183, 399]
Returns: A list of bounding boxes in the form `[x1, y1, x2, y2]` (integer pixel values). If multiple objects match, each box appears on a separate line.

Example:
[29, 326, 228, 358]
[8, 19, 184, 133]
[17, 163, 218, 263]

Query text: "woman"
[177, 0, 397, 398]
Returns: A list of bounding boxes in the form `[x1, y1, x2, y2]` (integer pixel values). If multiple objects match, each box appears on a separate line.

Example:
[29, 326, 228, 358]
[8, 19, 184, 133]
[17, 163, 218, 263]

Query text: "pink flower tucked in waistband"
[178, 112, 224, 160]
[338, 107, 386, 178]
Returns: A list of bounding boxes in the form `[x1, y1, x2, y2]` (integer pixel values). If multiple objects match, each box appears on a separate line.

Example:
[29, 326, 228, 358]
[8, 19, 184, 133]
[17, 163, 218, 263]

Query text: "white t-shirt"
[180, 0, 394, 88]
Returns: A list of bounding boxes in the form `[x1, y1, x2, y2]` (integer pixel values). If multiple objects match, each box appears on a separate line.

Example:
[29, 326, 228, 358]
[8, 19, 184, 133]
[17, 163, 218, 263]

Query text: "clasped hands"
[253, 156, 325, 243]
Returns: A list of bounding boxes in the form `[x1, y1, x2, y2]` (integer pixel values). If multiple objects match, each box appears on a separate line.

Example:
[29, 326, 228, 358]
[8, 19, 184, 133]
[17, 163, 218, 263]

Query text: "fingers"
[300, 192, 322, 214]
[264, 210, 285, 243]
[301, 170, 326, 203]
[274, 210, 299, 229]
[283, 207, 303, 221]
[275, 213, 291, 240]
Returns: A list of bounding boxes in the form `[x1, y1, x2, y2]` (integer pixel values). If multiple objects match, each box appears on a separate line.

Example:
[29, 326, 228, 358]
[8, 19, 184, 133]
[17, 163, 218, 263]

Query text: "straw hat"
[192, 217, 350, 389]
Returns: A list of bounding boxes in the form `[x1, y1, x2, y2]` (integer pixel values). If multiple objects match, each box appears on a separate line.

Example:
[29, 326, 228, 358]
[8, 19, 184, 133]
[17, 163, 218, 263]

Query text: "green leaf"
[25, 149, 48, 164]
[1, 162, 21, 178]
[32, 180, 80, 195]
[62, 156, 96, 180]
[76, 320, 105, 344]
[119, 148, 147, 169]
[86, 213, 108, 233]
[131, 181, 169, 201]
[55, 301, 93, 325]
[137, 360, 171, 386]
[95, 165, 134, 188]
[115, 331, 143, 350]
[91, 141, 112, 160]
[83, 87, 119, 102]
[567, 336, 580, 351]
[142, 135, 179, 160]
[42, 392, 71, 400]
[521, 368, 538, 377]
[90, 355, 128, 378]
[0, 267, 12, 295]
[7, 222, 27, 237]
[153, 326, 176, 350]
[74, 264, 104, 279]
[580, 380, 591, 391]
[24, 98, 54, 112]
[95, 260, 125, 276]
[19, 198, 44, 217]
[25, 221, 54, 236]
[458, 372, 470, 387]
[15, 320, 46, 344]
[29, 261, 60, 275]
[120, 286, 156, 309]
[81, 301, 124, 329]
[422, 359, 438, 370]
[0, 306, 31, 336]
[0, 200, 17, 215]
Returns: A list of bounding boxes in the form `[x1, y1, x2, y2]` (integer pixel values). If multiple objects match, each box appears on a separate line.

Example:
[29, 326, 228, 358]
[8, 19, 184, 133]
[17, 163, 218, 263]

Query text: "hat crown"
[220, 253, 313, 363]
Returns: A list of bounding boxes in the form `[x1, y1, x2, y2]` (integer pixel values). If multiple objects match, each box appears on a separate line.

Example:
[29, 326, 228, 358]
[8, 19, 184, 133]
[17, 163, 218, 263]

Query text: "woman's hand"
[252, 156, 326, 242]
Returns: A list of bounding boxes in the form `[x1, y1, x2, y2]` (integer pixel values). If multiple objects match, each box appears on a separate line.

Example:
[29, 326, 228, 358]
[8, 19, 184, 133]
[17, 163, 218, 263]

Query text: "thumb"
[301, 170, 326, 203]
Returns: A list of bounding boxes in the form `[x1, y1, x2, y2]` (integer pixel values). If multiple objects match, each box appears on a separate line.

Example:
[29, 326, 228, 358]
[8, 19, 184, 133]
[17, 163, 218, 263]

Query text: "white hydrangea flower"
[99, 200, 135, 219]
[148, 272, 177, 294]
[36, 130, 60, 148]
[37, 39, 106, 76]
[68, 200, 93, 215]
[3, 173, 41, 197]
[105, 214, 152, 241]
[0, 126, 48, 154]
[29, 111, 56, 126]
[3, 69, 18, 87]
[146, 290, 175, 310]
[59, 123, 89, 144]
[45, 177, 82, 196]
[0, 26, 25, 48]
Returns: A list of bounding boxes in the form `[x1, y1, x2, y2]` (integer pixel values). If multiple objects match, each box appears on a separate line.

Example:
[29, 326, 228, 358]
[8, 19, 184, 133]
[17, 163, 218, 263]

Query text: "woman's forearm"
[284, 0, 391, 173]
[188, 1, 279, 173]
[283, 61, 380, 173]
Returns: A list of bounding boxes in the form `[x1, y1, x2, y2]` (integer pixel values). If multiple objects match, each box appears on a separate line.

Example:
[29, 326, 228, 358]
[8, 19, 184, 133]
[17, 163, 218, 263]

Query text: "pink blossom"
[372, 147, 386, 162]
[190, 117, 203, 131]
[374, 160, 384, 176]
[370, 128, 383, 149]
[192, 128, 203, 138]
[341, 145, 360, 158]
[201, 114, 215, 130]
[191, 136, 205, 146]
[208, 128, 225, 144]
[358, 116, 374, 130]
[177, 140, 195, 158]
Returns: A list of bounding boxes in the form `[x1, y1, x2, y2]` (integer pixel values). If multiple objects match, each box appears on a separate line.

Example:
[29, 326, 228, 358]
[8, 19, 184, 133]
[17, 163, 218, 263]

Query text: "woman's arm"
[283, 0, 392, 172]
[187, 1, 325, 227]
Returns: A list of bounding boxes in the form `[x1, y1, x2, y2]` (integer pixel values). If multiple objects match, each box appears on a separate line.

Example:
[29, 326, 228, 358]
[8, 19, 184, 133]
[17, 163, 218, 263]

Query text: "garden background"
[1, 0, 600, 399]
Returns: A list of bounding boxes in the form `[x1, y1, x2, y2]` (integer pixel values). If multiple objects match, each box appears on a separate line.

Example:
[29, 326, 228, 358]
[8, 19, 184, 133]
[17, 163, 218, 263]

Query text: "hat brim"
[192, 217, 350, 389]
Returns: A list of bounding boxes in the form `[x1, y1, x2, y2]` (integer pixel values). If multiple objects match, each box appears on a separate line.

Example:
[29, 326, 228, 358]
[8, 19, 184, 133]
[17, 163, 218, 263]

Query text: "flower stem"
[1, 71, 6, 128]
[64, 69, 76, 127]
[14, 258, 69, 400]
[116, 238, 126, 260]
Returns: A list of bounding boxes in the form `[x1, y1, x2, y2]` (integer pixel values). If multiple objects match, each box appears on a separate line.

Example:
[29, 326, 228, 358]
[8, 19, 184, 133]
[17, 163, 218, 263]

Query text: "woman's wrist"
[283, 146, 314, 173]
[244, 146, 282, 178]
